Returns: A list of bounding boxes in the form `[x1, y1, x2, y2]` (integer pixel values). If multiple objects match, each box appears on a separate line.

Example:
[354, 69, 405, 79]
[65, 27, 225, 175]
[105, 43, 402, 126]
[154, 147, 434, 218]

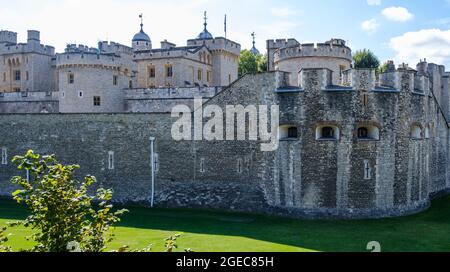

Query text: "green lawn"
[1, 196, 449, 252]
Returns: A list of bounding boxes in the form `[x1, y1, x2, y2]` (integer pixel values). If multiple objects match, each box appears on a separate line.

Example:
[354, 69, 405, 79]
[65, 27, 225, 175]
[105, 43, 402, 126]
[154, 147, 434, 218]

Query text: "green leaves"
[353, 49, 380, 69]
[9, 150, 127, 252]
[238, 50, 267, 77]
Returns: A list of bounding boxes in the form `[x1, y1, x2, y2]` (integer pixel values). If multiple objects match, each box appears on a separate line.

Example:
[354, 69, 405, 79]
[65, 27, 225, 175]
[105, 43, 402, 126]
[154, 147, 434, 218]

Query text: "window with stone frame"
[166, 65, 173, 77]
[363, 160, 371, 180]
[68, 73, 74, 84]
[237, 159, 243, 174]
[93, 96, 101, 106]
[198, 69, 203, 81]
[361, 91, 369, 107]
[1, 148, 7, 165]
[200, 158, 205, 173]
[149, 66, 156, 78]
[108, 151, 114, 170]
[26, 71, 29, 81]
[14, 70, 21, 81]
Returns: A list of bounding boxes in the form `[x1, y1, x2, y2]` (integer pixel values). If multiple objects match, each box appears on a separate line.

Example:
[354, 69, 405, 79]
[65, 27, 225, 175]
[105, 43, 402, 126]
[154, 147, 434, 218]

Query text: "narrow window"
[1, 148, 7, 165]
[78, 91, 83, 98]
[108, 151, 114, 170]
[207, 71, 211, 82]
[129, 80, 133, 89]
[166, 65, 173, 77]
[26, 71, 29, 81]
[149, 66, 155, 78]
[198, 69, 202, 81]
[68, 73, 74, 84]
[237, 159, 243, 174]
[93, 96, 101, 106]
[228, 74, 231, 84]
[362, 92, 369, 107]
[364, 160, 371, 180]
[113, 75, 118, 86]
[14, 70, 21, 81]
[200, 158, 205, 173]
[2, 73, 5, 82]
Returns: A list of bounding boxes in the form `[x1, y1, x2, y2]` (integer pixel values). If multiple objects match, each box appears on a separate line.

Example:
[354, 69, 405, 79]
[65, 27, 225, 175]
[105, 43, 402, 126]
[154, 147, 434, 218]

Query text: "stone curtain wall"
[0, 113, 268, 213]
[0, 70, 448, 219]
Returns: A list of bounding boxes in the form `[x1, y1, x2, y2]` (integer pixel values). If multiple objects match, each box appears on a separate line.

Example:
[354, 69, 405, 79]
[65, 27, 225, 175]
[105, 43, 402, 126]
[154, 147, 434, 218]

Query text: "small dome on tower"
[132, 14, 152, 52]
[250, 32, 259, 55]
[133, 29, 151, 43]
[197, 11, 213, 40]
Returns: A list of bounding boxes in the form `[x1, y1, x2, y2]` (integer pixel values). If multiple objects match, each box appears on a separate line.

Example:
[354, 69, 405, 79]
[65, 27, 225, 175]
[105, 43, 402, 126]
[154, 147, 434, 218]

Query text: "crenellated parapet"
[0, 30, 55, 56]
[56, 50, 124, 70]
[273, 42, 352, 63]
[297, 67, 434, 96]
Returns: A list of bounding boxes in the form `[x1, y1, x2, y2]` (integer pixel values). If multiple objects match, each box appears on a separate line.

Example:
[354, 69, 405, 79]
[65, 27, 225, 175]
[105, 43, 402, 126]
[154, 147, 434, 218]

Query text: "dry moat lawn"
[0, 195, 449, 252]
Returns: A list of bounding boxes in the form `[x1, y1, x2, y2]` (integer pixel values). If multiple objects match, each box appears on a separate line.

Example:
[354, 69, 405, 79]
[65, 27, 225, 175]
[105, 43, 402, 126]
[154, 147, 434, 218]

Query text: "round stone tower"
[270, 38, 353, 86]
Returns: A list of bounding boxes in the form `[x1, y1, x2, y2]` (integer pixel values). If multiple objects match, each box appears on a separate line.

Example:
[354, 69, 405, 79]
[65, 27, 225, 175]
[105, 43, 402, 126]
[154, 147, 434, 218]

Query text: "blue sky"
[1, 0, 450, 68]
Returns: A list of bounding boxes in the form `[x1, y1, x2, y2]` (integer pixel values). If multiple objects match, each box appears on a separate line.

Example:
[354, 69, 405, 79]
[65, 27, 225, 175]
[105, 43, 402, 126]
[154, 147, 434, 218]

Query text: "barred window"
[93, 96, 101, 106]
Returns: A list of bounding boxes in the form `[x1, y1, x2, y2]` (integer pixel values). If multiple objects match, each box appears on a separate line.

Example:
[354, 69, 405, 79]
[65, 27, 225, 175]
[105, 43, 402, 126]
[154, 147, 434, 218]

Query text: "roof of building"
[196, 11, 213, 40]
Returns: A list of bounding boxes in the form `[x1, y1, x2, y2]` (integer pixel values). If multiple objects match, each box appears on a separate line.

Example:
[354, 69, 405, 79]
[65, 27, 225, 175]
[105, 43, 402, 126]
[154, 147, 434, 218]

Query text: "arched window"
[316, 125, 340, 141]
[357, 125, 380, 140]
[279, 125, 299, 140]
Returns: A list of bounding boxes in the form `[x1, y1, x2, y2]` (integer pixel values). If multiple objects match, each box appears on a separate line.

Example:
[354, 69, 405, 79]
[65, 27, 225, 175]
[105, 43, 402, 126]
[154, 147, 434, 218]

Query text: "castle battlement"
[0, 42, 55, 56]
[98, 41, 133, 55]
[56, 51, 124, 68]
[297, 67, 434, 95]
[0, 30, 55, 56]
[0, 30, 17, 45]
[133, 47, 203, 60]
[187, 37, 241, 56]
[274, 42, 352, 62]
[267, 38, 300, 50]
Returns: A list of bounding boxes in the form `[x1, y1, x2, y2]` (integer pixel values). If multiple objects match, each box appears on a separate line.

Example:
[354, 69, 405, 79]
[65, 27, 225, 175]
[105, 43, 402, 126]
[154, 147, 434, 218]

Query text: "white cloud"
[382, 7, 414, 22]
[389, 29, 450, 67]
[361, 19, 380, 34]
[367, 0, 381, 6]
[270, 7, 300, 17]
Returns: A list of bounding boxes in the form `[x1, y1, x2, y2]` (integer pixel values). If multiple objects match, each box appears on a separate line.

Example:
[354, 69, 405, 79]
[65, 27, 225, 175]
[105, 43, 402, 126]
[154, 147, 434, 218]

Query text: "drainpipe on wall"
[150, 137, 156, 208]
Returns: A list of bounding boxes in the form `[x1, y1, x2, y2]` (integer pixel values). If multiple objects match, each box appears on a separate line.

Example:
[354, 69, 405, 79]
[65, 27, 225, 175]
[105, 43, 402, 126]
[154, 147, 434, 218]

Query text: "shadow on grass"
[1, 195, 449, 252]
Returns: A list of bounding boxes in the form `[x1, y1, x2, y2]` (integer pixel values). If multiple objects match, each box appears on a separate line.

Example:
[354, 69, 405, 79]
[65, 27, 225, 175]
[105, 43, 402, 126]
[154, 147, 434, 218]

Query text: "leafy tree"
[353, 49, 380, 69]
[9, 150, 128, 252]
[238, 50, 267, 77]
[377, 61, 390, 75]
